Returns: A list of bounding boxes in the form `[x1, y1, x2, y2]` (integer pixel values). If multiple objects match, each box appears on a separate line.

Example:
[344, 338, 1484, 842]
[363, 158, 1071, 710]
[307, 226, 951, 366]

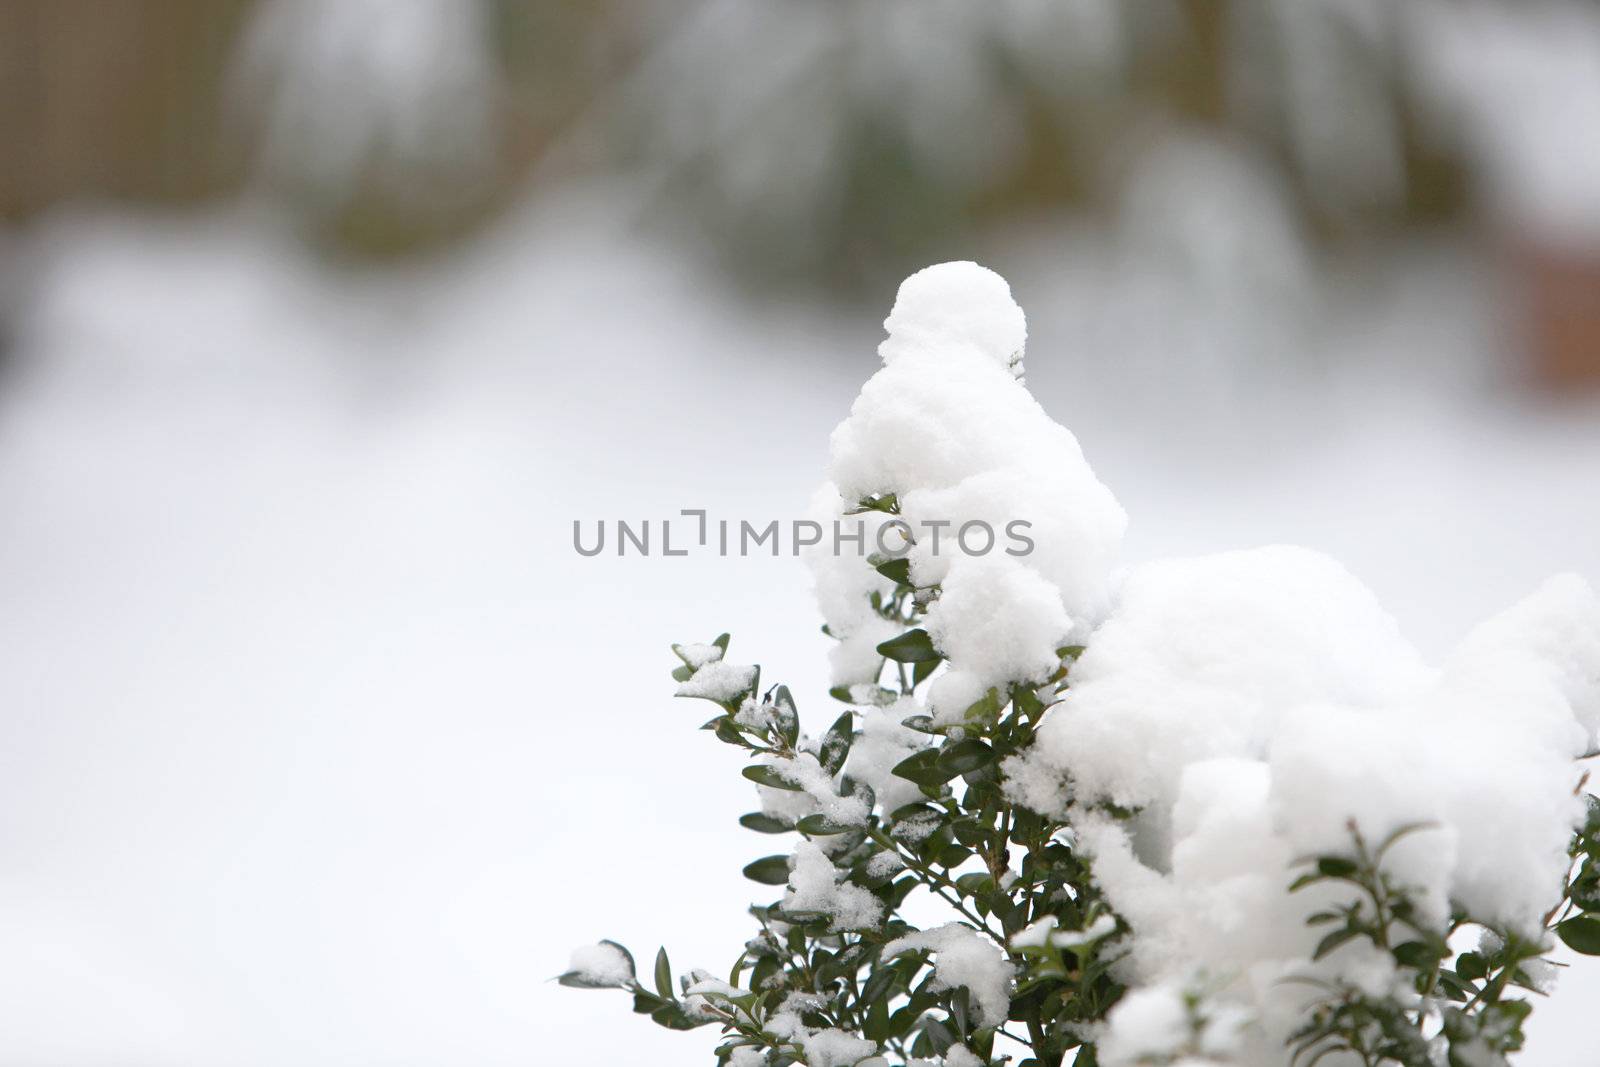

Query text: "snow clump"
[784, 840, 884, 932]
[1008, 546, 1600, 1058]
[563, 941, 634, 988]
[881, 923, 1014, 1030]
[811, 261, 1126, 726]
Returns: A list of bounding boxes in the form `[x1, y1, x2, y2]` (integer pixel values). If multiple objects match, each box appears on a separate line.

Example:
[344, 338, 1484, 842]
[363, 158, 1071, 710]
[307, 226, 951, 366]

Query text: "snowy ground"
[1, 192, 1597, 1064]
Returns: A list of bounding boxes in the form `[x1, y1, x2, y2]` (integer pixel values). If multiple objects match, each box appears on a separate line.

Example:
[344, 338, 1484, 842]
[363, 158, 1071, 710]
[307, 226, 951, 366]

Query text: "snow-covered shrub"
[562, 262, 1600, 1067]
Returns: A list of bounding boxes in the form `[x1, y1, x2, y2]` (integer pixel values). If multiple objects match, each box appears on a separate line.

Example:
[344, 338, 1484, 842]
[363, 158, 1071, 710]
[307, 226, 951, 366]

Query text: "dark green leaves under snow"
[556, 624, 1128, 1066]
[565, 610, 1598, 1066]
[1283, 817, 1587, 1066]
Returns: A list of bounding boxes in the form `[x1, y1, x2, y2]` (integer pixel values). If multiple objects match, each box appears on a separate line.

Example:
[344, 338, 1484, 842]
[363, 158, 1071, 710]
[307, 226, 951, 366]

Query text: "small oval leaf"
[739, 812, 794, 834]
[742, 854, 792, 886]
[877, 629, 941, 664]
[937, 739, 995, 776]
[1557, 915, 1600, 956]
[742, 764, 802, 791]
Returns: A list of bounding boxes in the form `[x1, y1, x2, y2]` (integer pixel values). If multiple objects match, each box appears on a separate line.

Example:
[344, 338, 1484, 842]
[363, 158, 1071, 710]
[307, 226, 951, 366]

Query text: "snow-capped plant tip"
[562, 261, 1600, 1067]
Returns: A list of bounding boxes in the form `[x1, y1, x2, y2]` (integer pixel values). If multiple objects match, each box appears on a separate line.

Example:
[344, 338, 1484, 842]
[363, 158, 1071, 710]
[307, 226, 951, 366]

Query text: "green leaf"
[742, 855, 792, 886]
[950, 989, 972, 1041]
[1455, 951, 1488, 981]
[713, 718, 747, 747]
[877, 629, 941, 664]
[1556, 915, 1600, 955]
[1375, 820, 1437, 858]
[1571, 861, 1600, 910]
[650, 1001, 706, 1031]
[770, 686, 801, 747]
[863, 997, 894, 1042]
[874, 557, 913, 586]
[796, 813, 855, 836]
[900, 714, 941, 734]
[860, 965, 900, 1007]
[890, 749, 944, 787]
[848, 493, 899, 515]
[937, 739, 996, 776]
[1288, 871, 1321, 893]
[750, 955, 780, 992]
[632, 990, 669, 1014]
[843, 775, 875, 814]
[1316, 857, 1360, 879]
[921, 1016, 955, 1055]
[1313, 928, 1359, 961]
[1435, 969, 1472, 1002]
[960, 687, 1003, 723]
[1011, 685, 1043, 717]
[654, 948, 673, 999]
[557, 970, 614, 989]
[889, 801, 941, 824]
[1393, 940, 1439, 970]
[742, 764, 802, 791]
[911, 655, 942, 687]
[739, 812, 793, 834]
[820, 712, 855, 776]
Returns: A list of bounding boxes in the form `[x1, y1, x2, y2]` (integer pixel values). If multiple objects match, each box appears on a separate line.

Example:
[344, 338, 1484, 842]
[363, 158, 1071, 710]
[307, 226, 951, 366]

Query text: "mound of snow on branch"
[1010, 549, 1600, 1061]
[810, 261, 1126, 725]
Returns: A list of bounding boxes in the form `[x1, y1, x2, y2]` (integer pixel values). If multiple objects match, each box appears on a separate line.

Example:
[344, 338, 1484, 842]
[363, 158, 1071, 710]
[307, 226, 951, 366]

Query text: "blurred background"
[2, 1, 1599, 1064]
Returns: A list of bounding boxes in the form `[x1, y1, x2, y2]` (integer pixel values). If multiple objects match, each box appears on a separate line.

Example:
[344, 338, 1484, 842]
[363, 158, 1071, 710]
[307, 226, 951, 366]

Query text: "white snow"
[1098, 979, 1248, 1067]
[864, 851, 907, 880]
[682, 972, 750, 1020]
[828, 614, 900, 690]
[844, 701, 932, 817]
[1097, 982, 1192, 1067]
[563, 942, 633, 988]
[763, 992, 879, 1066]
[1010, 544, 1432, 823]
[881, 923, 1013, 1030]
[1051, 914, 1118, 950]
[878, 261, 1028, 376]
[923, 556, 1072, 724]
[754, 752, 870, 829]
[942, 1046, 984, 1067]
[675, 659, 758, 703]
[1010, 915, 1057, 949]
[799, 1028, 879, 1067]
[783, 841, 884, 932]
[812, 260, 1126, 728]
[1010, 544, 1600, 1059]
[1011, 913, 1117, 952]
[674, 642, 726, 670]
[890, 810, 944, 843]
